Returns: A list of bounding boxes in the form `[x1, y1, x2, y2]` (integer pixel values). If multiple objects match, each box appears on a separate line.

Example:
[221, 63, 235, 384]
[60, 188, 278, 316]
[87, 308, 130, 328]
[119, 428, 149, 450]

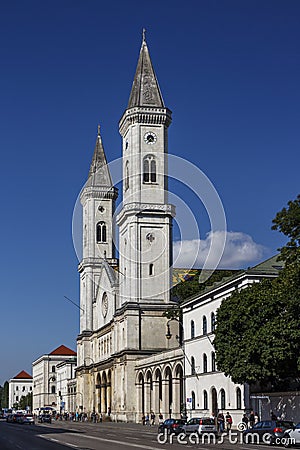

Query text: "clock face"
[102, 293, 108, 318]
[144, 132, 157, 145]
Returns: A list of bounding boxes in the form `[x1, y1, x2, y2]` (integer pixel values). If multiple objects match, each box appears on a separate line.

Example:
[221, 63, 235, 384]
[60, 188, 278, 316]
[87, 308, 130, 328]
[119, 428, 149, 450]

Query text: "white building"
[182, 256, 283, 425]
[32, 344, 76, 412]
[56, 358, 77, 413]
[9, 370, 33, 409]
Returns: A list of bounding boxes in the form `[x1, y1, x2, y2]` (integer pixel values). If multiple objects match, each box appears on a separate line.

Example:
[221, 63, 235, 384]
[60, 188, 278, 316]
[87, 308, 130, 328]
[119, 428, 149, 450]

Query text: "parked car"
[158, 418, 186, 435]
[182, 417, 217, 435]
[20, 414, 35, 425]
[243, 420, 295, 445]
[38, 414, 52, 424]
[283, 422, 300, 448]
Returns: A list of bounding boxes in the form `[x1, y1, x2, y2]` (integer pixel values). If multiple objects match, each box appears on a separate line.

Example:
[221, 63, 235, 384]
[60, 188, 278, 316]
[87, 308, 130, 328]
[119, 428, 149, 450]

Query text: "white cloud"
[173, 231, 268, 269]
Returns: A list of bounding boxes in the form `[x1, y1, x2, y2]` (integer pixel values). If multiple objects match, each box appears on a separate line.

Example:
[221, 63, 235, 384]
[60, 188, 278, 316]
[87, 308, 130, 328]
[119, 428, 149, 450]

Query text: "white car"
[283, 422, 300, 448]
[182, 417, 217, 435]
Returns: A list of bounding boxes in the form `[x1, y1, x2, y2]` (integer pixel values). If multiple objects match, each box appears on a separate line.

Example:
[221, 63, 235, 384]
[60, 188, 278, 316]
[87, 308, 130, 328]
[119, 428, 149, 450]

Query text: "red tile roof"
[13, 370, 32, 379]
[49, 345, 76, 356]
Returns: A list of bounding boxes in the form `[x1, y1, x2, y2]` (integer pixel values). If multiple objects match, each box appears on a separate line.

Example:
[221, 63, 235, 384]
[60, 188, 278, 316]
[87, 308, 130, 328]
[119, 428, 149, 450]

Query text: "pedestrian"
[217, 412, 225, 433]
[225, 412, 233, 431]
[242, 413, 249, 429]
[254, 412, 259, 423]
[249, 410, 255, 428]
[99, 413, 103, 423]
[145, 413, 150, 426]
[158, 413, 163, 425]
[150, 411, 155, 426]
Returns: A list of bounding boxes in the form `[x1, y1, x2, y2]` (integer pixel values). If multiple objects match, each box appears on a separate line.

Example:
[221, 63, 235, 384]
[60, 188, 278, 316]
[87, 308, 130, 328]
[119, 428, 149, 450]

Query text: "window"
[30, 387, 32, 391]
[211, 312, 216, 332]
[191, 356, 195, 375]
[143, 155, 156, 183]
[203, 316, 207, 335]
[96, 222, 107, 243]
[211, 352, 216, 372]
[52, 366, 56, 373]
[149, 263, 154, 276]
[191, 320, 195, 339]
[203, 353, 207, 373]
[236, 387, 241, 409]
[125, 161, 129, 191]
[16, 386, 18, 391]
[191, 391, 195, 410]
[16, 396, 19, 401]
[51, 386, 56, 394]
[203, 390, 208, 410]
[220, 389, 226, 410]
[22, 386, 25, 392]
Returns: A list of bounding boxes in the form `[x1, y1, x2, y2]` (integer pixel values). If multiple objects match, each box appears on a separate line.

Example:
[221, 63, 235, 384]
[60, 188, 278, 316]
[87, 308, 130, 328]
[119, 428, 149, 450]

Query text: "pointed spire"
[127, 31, 165, 108]
[87, 125, 113, 187]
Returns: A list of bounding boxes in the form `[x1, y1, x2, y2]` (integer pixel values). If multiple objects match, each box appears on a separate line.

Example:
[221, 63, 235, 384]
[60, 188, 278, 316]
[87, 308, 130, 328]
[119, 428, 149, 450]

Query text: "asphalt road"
[0, 419, 277, 450]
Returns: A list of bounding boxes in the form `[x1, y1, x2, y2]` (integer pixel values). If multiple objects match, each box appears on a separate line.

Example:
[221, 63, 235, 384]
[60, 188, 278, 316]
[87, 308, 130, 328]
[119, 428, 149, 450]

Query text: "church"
[76, 33, 183, 422]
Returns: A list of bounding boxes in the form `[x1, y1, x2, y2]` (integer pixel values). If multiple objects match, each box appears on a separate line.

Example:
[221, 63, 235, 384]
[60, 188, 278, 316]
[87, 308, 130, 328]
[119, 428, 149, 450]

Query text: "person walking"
[225, 412, 233, 432]
[217, 412, 225, 433]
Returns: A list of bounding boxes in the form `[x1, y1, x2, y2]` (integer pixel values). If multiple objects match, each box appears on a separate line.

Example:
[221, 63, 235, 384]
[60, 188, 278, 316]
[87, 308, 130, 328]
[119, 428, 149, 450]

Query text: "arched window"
[203, 390, 208, 410]
[211, 352, 216, 372]
[51, 385, 56, 394]
[203, 353, 208, 373]
[125, 161, 129, 191]
[211, 312, 216, 332]
[191, 356, 195, 375]
[143, 155, 156, 183]
[191, 391, 195, 410]
[220, 389, 226, 410]
[236, 387, 242, 410]
[203, 316, 207, 335]
[191, 320, 195, 339]
[52, 366, 55, 373]
[96, 222, 107, 243]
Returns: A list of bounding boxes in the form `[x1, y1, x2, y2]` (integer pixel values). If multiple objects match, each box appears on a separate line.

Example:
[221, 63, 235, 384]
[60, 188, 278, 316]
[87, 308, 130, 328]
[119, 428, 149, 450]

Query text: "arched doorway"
[101, 372, 107, 413]
[165, 367, 172, 417]
[154, 368, 162, 414]
[96, 373, 101, 413]
[211, 387, 218, 417]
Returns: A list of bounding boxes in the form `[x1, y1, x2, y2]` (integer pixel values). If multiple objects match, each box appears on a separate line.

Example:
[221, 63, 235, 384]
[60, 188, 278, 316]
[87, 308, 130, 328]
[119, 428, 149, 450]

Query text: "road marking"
[68, 433, 174, 449]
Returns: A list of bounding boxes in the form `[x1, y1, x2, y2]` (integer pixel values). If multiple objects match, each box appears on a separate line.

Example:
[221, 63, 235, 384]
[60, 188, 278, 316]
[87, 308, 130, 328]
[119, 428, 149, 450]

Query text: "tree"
[1, 381, 9, 408]
[272, 194, 300, 264]
[214, 266, 300, 385]
[19, 392, 33, 410]
[214, 196, 300, 385]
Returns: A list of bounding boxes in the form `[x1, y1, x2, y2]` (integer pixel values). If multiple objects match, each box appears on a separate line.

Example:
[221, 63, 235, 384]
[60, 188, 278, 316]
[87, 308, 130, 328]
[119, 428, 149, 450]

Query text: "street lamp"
[165, 318, 187, 419]
[84, 357, 95, 414]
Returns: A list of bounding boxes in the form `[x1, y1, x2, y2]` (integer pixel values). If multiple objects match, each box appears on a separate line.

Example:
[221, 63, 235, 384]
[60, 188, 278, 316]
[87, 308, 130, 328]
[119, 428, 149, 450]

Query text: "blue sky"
[0, 0, 299, 385]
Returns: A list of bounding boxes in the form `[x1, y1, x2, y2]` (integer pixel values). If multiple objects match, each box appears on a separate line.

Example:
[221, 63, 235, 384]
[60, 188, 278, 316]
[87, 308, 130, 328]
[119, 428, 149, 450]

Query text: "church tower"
[78, 126, 118, 333]
[117, 32, 175, 305]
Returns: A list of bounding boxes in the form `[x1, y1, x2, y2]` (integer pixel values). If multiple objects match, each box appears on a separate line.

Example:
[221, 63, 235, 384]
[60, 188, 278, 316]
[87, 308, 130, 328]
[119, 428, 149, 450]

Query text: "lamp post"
[165, 318, 187, 419]
[84, 357, 95, 415]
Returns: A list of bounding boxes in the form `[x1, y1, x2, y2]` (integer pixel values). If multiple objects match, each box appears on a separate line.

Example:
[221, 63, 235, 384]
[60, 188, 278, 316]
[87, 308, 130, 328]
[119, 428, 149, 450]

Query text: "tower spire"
[127, 33, 164, 108]
[87, 125, 113, 187]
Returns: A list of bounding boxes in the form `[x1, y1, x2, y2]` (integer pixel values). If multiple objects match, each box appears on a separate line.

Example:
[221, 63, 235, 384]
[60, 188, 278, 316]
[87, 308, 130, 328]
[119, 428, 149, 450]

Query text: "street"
[0, 419, 279, 450]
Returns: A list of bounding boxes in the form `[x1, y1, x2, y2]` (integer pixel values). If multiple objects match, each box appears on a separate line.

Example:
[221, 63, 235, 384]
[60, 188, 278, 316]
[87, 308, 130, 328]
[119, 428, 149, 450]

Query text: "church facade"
[76, 35, 182, 422]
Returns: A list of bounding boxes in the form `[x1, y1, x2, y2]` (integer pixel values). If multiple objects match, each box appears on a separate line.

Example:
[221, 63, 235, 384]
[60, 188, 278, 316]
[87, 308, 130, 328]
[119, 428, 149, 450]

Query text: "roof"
[127, 34, 164, 108]
[182, 255, 284, 305]
[13, 370, 32, 379]
[49, 345, 76, 356]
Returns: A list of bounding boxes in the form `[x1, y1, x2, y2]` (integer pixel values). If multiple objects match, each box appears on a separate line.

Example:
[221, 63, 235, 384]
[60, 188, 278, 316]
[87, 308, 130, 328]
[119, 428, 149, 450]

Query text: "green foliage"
[19, 392, 33, 410]
[171, 270, 240, 303]
[272, 194, 300, 264]
[214, 262, 300, 385]
[1, 381, 9, 408]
